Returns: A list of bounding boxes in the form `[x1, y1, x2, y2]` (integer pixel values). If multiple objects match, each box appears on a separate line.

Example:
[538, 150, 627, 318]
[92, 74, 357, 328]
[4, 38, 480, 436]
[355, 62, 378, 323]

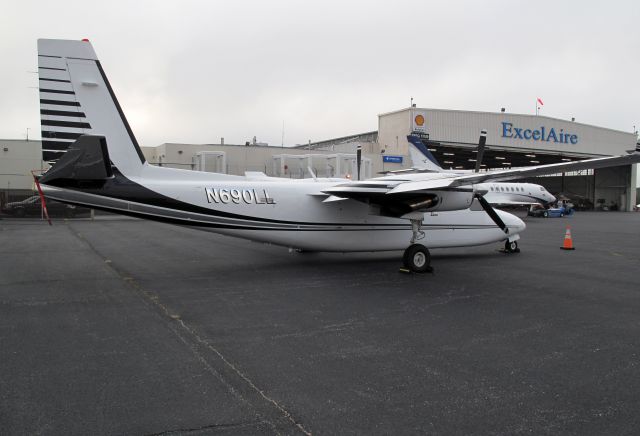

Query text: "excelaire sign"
[501, 121, 578, 145]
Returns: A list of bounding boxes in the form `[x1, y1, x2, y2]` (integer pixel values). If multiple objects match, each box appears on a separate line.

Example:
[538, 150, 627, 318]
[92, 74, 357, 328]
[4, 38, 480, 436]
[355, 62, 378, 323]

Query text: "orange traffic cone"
[560, 226, 575, 250]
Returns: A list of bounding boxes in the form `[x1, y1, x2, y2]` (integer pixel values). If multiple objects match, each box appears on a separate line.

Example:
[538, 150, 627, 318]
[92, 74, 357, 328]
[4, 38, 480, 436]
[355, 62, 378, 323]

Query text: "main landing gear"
[401, 217, 433, 273]
[403, 243, 432, 273]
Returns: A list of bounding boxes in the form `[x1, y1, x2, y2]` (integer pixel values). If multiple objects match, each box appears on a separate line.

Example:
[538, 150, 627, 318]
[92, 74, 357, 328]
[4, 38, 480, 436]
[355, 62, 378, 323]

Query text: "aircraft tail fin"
[407, 135, 443, 172]
[38, 39, 146, 176]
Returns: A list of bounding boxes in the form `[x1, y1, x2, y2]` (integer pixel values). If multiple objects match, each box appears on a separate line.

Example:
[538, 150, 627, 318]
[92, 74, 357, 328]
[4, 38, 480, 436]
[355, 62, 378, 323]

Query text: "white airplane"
[35, 39, 640, 272]
[406, 133, 556, 206]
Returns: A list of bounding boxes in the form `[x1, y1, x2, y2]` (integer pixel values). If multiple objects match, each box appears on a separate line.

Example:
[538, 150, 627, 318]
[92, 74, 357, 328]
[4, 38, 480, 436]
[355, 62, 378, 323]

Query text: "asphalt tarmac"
[1, 212, 639, 435]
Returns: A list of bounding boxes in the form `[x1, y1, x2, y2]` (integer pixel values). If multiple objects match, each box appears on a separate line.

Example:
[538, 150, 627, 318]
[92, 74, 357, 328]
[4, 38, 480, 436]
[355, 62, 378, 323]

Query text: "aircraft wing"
[324, 152, 640, 199]
[388, 153, 640, 194]
[378, 168, 440, 175]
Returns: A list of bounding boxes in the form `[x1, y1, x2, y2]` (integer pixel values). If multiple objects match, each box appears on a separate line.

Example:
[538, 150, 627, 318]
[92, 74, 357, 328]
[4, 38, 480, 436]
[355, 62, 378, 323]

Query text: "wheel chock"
[398, 266, 434, 274]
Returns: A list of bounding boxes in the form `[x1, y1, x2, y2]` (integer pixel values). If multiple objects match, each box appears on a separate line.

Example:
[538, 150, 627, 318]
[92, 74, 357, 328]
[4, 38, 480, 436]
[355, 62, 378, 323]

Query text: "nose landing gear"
[504, 240, 520, 253]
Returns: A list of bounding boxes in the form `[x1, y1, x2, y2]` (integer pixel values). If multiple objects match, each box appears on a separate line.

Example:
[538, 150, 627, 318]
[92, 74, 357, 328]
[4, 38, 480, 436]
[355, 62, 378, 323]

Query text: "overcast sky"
[1, 0, 639, 147]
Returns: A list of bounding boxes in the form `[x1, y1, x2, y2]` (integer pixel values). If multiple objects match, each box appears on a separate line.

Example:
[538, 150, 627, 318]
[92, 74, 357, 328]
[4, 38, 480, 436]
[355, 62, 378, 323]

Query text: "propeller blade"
[474, 129, 487, 173]
[356, 145, 362, 181]
[475, 193, 508, 234]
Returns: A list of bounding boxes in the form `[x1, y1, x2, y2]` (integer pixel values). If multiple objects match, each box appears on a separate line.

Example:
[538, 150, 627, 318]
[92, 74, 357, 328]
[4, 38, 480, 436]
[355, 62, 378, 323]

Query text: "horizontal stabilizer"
[40, 135, 113, 184]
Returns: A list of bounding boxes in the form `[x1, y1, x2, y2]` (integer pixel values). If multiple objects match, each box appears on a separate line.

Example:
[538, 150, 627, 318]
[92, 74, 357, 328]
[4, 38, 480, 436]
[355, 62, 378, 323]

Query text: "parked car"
[527, 204, 566, 218]
[1, 196, 88, 218]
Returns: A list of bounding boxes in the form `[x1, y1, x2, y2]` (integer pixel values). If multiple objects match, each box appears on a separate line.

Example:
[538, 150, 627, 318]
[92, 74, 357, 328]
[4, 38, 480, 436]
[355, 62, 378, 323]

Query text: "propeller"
[474, 192, 508, 234]
[356, 145, 362, 181]
[467, 129, 507, 232]
[474, 129, 487, 172]
[470, 129, 509, 233]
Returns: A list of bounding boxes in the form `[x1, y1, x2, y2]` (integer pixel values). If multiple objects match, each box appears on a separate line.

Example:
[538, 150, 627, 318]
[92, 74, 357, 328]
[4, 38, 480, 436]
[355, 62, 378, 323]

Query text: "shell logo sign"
[412, 111, 427, 132]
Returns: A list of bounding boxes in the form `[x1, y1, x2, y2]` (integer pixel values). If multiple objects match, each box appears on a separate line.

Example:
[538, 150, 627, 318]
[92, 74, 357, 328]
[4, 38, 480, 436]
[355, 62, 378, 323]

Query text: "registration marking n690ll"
[205, 188, 275, 205]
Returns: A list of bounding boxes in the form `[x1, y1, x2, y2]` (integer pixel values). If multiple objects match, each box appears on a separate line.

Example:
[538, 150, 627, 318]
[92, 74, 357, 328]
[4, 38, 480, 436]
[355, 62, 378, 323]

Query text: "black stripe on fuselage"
[95, 60, 146, 164]
[38, 54, 62, 58]
[40, 99, 81, 107]
[42, 131, 83, 140]
[40, 88, 75, 95]
[39, 78, 71, 83]
[39, 67, 66, 71]
[41, 120, 91, 129]
[44, 194, 408, 231]
[41, 109, 86, 118]
[47, 192, 505, 234]
[43, 169, 406, 228]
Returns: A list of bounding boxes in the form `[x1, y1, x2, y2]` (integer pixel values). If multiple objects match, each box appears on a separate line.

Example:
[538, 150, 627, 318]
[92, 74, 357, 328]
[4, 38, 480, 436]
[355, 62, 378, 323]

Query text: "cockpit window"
[540, 187, 545, 191]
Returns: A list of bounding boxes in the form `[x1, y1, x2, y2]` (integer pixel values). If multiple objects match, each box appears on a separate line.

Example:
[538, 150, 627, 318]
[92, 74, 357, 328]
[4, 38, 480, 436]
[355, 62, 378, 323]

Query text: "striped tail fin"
[37, 39, 146, 176]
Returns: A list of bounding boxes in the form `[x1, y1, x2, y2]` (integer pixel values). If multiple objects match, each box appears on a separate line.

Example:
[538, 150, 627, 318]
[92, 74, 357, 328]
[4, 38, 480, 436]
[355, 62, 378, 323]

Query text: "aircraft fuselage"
[41, 164, 525, 252]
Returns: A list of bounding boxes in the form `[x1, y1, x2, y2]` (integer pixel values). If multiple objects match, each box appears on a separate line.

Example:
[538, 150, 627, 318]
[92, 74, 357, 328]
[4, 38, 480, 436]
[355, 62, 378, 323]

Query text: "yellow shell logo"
[414, 114, 425, 126]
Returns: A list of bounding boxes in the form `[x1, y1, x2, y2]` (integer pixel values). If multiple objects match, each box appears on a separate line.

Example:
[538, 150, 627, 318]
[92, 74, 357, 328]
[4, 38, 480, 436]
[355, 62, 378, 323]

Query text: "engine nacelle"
[417, 190, 474, 212]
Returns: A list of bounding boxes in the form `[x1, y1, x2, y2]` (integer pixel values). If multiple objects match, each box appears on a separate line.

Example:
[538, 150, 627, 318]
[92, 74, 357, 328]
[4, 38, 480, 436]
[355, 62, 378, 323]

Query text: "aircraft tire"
[403, 244, 431, 273]
[505, 240, 519, 253]
[543, 211, 549, 218]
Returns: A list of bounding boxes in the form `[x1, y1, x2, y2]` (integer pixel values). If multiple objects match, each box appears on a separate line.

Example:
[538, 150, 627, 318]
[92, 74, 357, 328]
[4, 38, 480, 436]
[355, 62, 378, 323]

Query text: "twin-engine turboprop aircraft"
[35, 39, 640, 272]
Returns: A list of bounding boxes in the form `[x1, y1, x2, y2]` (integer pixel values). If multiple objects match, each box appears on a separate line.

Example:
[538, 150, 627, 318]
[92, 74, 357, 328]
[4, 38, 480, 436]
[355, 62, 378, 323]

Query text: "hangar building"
[142, 107, 638, 210]
[302, 108, 639, 211]
[0, 139, 45, 205]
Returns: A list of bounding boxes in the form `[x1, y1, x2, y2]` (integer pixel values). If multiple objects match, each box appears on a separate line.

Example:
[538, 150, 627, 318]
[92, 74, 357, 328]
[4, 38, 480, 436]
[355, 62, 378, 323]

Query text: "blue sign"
[383, 155, 403, 163]
[501, 121, 578, 145]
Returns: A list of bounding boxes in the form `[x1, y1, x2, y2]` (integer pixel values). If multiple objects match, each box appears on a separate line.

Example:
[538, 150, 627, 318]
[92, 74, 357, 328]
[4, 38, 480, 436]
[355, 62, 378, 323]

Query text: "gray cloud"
[1, 0, 638, 146]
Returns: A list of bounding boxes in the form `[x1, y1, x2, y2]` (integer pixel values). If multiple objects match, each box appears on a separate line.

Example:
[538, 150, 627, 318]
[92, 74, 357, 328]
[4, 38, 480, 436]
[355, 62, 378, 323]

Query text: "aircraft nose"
[497, 210, 526, 234]
[548, 193, 557, 204]
[507, 213, 526, 233]
[514, 215, 526, 233]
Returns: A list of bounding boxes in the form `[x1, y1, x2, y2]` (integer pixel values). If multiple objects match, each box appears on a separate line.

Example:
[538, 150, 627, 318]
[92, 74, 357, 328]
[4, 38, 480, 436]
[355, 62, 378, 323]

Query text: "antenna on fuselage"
[356, 144, 362, 181]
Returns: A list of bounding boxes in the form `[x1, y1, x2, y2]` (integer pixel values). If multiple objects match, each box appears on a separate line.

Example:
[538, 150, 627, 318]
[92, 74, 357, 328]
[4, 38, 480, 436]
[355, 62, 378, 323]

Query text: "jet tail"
[38, 39, 146, 176]
[407, 135, 443, 172]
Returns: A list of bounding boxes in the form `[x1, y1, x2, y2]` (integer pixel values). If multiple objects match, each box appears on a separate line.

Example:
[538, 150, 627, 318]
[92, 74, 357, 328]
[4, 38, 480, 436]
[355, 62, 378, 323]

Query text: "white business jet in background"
[406, 133, 556, 206]
[36, 39, 640, 272]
